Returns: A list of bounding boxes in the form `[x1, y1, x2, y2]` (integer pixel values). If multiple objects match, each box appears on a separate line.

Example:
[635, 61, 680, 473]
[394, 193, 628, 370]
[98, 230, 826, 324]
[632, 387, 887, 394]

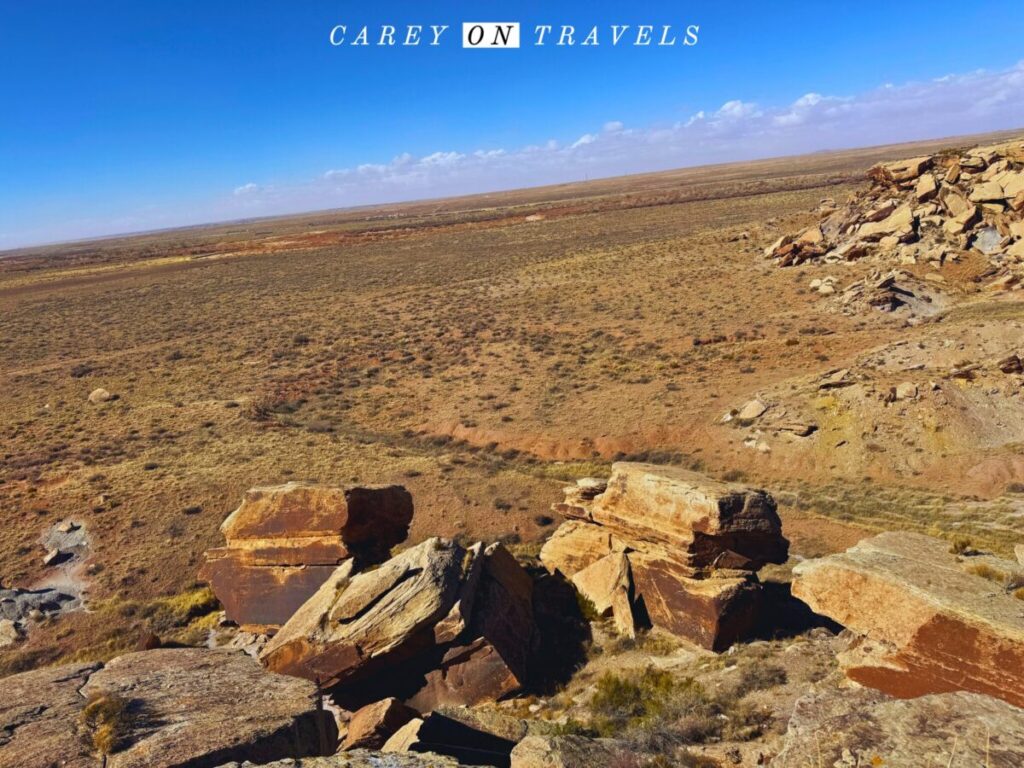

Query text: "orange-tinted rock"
[792, 532, 1024, 708]
[582, 463, 788, 569]
[261, 538, 536, 709]
[539, 520, 625, 578]
[408, 544, 535, 710]
[542, 463, 787, 650]
[628, 548, 761, 651]
[200, 482, 413, 630]
[342, 698, 419, 751]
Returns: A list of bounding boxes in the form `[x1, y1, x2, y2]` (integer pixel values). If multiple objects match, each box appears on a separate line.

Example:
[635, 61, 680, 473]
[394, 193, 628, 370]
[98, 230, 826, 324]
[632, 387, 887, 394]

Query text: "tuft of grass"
[586, 668, 771, 749]
[732, 662, 788, 697]
[81, 692, 135, 756]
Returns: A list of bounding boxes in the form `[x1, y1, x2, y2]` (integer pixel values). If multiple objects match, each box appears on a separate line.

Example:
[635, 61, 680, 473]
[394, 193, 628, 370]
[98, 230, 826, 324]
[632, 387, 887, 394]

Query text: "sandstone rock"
[410, 543, 535, 710]
[262, 537, 465, 687]
[0, 662, 100, 768]
[570, 551, 636, 638]
[538, 519, 625, 578]
[998, 354, 1023, 374]
[628, 549, 762, 651]
[542, 463, 787, 650]
[342, 697, 419, 750]
[510, 735, 621, 768]
[88, 387, 113, 404]
[970, 180, 1006, 203]
[772, 687, 1024, 768]
[796, 225, 824, 245]
[201, 482, 413, 630]
[0, 649, 335, 768]
[943, 204, 981, 235]
[0, 619, 20, 647]
[914, 173, 937, 201]
[894, 382, 917, 400]
[582, 463, 787, 568]
[792, 532, 1024, 707]
[873, 156, 931, 184]
[263, 538, 536, 709]
[857, 204, 916, 241]
[736, 398, 768, 422]
[383, 712, 516, 767]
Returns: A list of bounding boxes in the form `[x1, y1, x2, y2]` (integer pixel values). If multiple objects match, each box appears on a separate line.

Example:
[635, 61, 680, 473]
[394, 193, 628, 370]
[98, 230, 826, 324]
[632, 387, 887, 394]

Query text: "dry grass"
[2, 131, 1023, 669]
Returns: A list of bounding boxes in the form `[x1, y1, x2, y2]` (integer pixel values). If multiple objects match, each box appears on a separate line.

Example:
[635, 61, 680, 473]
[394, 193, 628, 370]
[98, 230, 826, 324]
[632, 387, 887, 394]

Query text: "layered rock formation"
[792, 532, 1024, 707]
[765, 139, 1024, 289]
[201, 482, 413, 630]
[772, 687, 1024, 768]
[541, 463, 788, 650]
[0, 648, 335, 768]
[261, 537, 536, 709]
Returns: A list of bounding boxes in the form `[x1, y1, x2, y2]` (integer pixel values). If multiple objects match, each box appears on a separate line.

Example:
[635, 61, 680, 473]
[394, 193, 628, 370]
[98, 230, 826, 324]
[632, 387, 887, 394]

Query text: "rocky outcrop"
[0, 648, 335, 768]
[541, 463, 788, 650]
[217, 754, 460, 767]
[792, 532, 1024, 707]
[341, 697, 419, 750]
[765, 139, 1024, 290]
[510, 735, 622, 768]
[261, 537, 536, 709]
[772, 687, 1024, 768]
[201, 482, 413, 630]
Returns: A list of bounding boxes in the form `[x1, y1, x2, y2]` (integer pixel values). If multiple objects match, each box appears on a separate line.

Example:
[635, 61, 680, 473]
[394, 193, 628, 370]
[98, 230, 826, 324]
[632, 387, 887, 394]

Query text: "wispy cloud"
[218, 61, 1024, 220]
[6, 62, 1023, 249]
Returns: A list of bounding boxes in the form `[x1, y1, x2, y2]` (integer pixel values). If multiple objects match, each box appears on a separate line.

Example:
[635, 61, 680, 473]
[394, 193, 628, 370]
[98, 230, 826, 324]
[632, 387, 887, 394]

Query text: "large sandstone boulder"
[792, 532, 1024, 707]
[262, 537, 536, 709]
[541, 464, 787, 650]
[772, 687, 1024, 768]
[0, 648, 335, 768]
[565, 463, 787, 568]
[201, 482, 413, 630]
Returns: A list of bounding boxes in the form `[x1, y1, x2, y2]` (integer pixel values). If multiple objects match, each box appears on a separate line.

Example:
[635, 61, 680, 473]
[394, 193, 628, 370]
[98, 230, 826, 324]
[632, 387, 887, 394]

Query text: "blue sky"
[2, 2, 1023, 249]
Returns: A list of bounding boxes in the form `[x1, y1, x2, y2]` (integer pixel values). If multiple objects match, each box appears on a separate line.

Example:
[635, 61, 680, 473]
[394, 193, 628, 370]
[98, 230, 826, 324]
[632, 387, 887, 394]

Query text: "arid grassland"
[2, 129, 1023, 680]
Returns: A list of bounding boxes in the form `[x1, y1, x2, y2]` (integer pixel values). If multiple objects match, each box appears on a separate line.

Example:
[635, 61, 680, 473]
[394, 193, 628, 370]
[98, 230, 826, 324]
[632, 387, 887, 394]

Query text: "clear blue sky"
[2, 2, 1023, 248]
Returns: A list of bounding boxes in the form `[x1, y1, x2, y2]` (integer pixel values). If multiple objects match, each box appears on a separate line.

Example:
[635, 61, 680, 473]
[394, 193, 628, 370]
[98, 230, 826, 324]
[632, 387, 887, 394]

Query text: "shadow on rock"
[750, 580, 843, 640]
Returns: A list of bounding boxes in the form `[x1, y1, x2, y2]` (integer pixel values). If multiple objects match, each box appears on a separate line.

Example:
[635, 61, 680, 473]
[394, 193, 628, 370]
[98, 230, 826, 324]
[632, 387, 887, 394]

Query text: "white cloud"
[8, 62, 1023, 249]
[570, 133, 597, 149]
[206, 61, 1023, 223]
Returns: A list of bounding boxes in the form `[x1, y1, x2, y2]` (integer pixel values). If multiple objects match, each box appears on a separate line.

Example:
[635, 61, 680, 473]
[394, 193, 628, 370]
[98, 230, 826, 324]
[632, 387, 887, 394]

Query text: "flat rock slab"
[792, 532, 1024, 707]
[0, 648, 335, 768]
[772, 687, 1024, 768]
